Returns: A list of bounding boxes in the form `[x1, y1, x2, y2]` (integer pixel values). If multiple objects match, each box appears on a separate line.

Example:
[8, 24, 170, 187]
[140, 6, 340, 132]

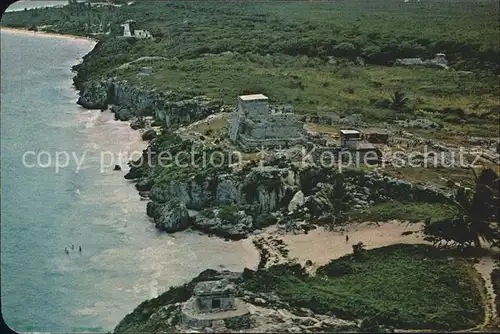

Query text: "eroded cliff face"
[148, 168, 293, 212]
[77, 78, 223, 127]
[144, 168, 293, 239]
[140, 162, 453, 239]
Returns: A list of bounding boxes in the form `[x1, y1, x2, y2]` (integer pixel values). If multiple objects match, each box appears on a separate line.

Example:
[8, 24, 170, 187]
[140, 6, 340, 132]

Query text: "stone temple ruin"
[228, 93, 382, 163]
[339, 129, 381, 163]
[181, 279, 249, 329]
[229, 94, 304, 148]
[119, 19, 152, 39]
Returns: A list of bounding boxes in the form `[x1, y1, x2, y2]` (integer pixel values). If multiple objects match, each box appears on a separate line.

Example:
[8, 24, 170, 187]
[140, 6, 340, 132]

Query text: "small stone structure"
[364, 131, 389, 144]
[120, 20, 152, 39]
[340, 129, 381, 163]
[340, 129, 362, 149]
[395, 53, 448, 69]
[181, 279, 249, 329]
[229, 94, 304, 148]
[310, 129, 381, 165]
[194, 279, 235, 312]
[134, 29, 152, 39]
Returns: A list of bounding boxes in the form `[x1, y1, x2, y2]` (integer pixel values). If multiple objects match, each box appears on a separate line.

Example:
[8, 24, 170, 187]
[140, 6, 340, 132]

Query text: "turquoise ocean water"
[0, 30, 258, 332]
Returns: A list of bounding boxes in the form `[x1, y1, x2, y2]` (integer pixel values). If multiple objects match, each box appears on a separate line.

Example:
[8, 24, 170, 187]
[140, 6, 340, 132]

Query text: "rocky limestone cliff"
[145, 167, 293, 239]
[77, 78, 223, 128]
[141, 161, 452, 239]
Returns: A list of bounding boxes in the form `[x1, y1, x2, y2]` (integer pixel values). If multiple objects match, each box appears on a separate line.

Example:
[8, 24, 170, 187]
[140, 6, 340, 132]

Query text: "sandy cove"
[281, 220, 425, 267]
[252, 220, 499, 328]
[1, 26, 97, 42]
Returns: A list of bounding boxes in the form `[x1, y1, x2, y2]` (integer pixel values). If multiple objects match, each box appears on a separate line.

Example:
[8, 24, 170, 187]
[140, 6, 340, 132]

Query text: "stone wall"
[239, 134, 304, 148]
[231, 95, 304, 148]
[229, 116, 240, 141]
[181, 297, 249, 329]
[245, 122, 302, 140]
[197, 294, 235, 311]
[238, 98, 268, 119]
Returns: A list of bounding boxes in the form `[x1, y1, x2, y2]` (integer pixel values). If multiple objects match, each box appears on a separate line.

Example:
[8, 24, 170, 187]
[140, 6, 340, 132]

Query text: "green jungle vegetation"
[244, 244, 485, 331]
[2, 1, 498, 135]
[349, 200, 458, 223]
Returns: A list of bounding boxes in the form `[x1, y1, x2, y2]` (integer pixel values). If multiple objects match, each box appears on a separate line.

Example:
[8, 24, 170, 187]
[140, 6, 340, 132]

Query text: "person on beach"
[345, 235, 349, 243]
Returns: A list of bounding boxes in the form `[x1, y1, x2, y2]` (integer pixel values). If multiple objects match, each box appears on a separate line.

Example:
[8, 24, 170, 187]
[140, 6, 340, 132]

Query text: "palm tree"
[424, 168, 499, 249]
[352, 241, 366, 259]
[390, 90, 409, 113]
[451, 187, 496, 248]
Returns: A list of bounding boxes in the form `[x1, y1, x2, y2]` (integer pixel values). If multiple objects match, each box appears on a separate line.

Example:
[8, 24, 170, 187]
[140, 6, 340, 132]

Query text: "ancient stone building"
[340, 129, 362, 149]
[181, 279, 249, 329]
[229, 94, 304, 148]
[120, 20, 152, 39]
[339, 129, 381, 164]
[193, 279, 236, 312]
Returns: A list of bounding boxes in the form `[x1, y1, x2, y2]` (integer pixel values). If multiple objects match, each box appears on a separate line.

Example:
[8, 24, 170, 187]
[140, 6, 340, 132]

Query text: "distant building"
[119, 20, 152, 39]
[395, 53, 448, 69]
[134, 29, 152, 39]
[229, 94, 304, 148]
[340, 129, 362, 149]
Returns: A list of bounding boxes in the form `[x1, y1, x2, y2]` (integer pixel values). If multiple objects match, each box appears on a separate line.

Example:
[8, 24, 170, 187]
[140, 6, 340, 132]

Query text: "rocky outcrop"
[351, 169, 452, 204]
[111, 104, 135, 121]
[194, 207, 254, 239]
[299, 166, 452, 206]
[77, 80, 108, 109]
[112, 267, 359, 333]
[135, 177, 153, 191]
[141, 129, 157, 141]
[77, 78, 223, 128]
[130, 117, 146, 130]
[149, 167, 291, 214]
[145, 163, 451, 238]
[240, 293, 358, 332]
[287, 190, 304, 212]
[152, 198, 191, 232]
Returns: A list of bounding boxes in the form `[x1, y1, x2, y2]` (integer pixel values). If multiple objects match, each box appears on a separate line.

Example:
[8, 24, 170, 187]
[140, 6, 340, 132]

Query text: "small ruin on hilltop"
[181, 279, 249, 329]
[119, 19, 152, 39]
[229, 94, 304, 148]
[227, 93, 382, 164]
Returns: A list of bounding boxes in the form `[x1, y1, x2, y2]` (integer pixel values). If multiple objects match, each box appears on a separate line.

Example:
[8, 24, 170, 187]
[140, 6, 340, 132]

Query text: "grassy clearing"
[187, 114, 230, 138]
[383, 166, 477, 189]
[113, 54, 499, 117]
[245, 244, 485, 330]
[349, 201, 458, 223]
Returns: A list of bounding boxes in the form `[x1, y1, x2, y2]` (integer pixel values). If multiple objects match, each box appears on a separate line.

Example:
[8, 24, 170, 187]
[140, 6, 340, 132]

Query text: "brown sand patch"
[280, 220, 426, 267]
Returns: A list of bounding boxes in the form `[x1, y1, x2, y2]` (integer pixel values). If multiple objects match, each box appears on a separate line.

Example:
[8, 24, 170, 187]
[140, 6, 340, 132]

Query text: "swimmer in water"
[65, 247, 69, 254]
[79, 246, 81, 252]
[71, 245, 74, 250]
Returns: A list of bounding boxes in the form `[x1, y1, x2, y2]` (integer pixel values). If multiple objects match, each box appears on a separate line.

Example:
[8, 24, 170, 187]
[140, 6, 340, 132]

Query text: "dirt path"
[473, 254, 499, 329]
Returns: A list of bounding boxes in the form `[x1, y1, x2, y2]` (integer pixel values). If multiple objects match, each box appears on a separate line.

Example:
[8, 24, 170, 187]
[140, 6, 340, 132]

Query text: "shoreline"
[0, 26, 98, 43]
